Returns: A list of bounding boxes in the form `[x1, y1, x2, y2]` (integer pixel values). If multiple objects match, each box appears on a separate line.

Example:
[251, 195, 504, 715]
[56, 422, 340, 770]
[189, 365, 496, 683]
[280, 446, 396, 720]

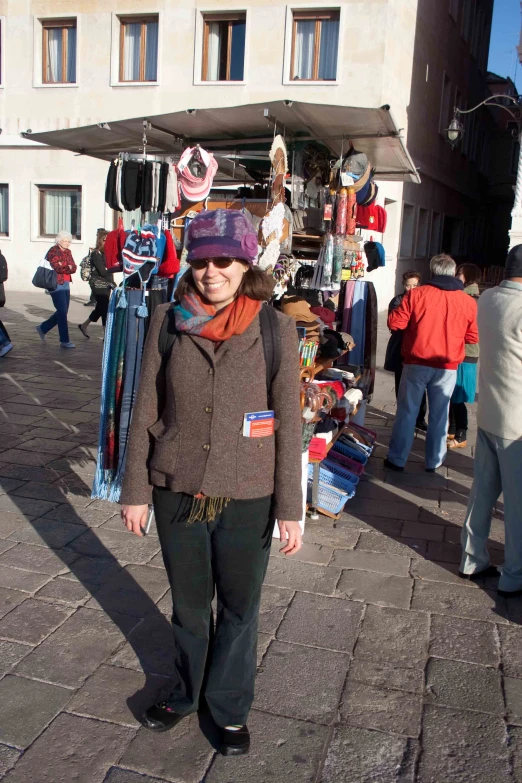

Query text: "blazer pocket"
[237, 432, 276, 486]
[149, 421, 181, 476]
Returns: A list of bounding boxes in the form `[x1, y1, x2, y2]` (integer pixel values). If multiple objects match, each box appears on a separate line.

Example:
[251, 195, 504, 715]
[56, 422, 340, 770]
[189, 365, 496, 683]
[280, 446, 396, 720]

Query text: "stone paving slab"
[0, 297, 520, 782]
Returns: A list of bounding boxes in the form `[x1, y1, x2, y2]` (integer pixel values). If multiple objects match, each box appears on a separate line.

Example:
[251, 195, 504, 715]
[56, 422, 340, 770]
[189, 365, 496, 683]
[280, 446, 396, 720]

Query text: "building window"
[416, 208, 429, 258]
[439, 72, 452, 135]
[0, 185, 8, 237]
[430, 212, 442, 257]
[42, 19, 77, 84]
[38, 186, 81, 240]
[461, 0, 474, 42]
[119, 16, 158, 82]
[399, 204, 415, 258]
[291, 9, 339, 81]
[202, 13, 246, 81]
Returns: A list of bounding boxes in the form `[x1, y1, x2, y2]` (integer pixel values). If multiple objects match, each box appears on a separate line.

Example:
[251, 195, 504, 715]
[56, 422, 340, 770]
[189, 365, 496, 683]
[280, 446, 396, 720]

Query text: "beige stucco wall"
[0, 0, 420, 305]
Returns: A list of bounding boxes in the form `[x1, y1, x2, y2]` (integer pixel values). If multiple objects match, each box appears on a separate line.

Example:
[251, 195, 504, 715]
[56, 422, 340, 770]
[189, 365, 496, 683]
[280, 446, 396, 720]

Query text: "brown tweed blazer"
[120, 304, 303, 521]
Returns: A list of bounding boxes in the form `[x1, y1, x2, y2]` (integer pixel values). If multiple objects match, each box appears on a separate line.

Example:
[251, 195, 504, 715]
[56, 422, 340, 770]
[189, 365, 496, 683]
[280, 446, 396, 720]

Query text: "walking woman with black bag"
[78, 230, 115, 337]
[119, 209, 303, 756]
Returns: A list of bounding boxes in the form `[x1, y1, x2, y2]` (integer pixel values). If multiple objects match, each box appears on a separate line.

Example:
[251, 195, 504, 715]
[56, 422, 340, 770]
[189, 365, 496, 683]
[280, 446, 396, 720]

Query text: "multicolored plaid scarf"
[173, 291, 261, 342]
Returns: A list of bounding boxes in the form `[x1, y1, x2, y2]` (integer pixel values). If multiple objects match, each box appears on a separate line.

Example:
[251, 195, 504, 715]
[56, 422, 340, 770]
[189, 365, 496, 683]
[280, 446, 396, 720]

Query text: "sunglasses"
[189, 258, 235, 271]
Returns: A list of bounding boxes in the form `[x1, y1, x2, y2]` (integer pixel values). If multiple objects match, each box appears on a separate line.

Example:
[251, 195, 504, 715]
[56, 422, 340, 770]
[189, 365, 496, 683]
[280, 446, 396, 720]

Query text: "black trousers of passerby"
[395, 367, 427, 425]
[449, 402, 468, 439]
[152, 487, 274, 728]
[88, 291, 111, 327]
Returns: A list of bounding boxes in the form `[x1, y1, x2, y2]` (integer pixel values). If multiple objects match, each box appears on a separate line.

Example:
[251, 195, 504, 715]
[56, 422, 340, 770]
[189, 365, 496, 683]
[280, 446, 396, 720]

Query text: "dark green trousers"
[152, 488, 274, 727]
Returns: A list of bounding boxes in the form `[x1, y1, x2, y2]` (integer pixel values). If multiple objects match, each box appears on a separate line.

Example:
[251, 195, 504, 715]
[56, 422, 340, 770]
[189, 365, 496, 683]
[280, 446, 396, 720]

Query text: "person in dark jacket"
[0, 250, 12, 357]
[384, 270, 427, 430]
[447, 263, 481, 449]
[120, 209, 303, 756]
[78, 230, 114, 337]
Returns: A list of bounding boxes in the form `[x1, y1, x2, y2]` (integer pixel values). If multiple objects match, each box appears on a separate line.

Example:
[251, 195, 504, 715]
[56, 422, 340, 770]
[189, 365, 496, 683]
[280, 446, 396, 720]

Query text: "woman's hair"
[55, 230, 72, 244]
[96, 230, 109, 252]
[456, 263, 481, 285]
[402, 270, 421, 284]
[175, 262, 276, 302]
[430, 253, 456, 277]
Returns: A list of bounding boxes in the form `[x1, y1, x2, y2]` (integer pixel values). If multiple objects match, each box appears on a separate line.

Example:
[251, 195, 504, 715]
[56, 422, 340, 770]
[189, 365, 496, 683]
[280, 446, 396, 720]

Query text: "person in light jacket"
[460, 245, 522, 596]
[120, 209, 303, 756]
[36, 230, 77, 348]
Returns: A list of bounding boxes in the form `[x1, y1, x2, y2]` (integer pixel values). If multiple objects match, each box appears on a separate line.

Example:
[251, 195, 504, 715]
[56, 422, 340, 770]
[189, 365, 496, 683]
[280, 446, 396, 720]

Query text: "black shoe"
[459, 565, 499, 581]
[498, 588, 522, 598]
[384, 458, 404, 472]
[219, 725, 250, 756]
[141, 701, 187, 732]
[416, 420, 428, 432]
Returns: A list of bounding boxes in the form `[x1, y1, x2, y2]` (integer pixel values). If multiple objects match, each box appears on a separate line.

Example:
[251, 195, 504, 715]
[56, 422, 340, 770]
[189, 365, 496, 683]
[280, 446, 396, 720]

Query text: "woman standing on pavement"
[36, 230, 77, 349]
[447, 263, 481, 449]
[0, 249, 13, 357]
[78, 230, 114, 337]
[384, 270, 427, 431]
[119, 209, 303, 756]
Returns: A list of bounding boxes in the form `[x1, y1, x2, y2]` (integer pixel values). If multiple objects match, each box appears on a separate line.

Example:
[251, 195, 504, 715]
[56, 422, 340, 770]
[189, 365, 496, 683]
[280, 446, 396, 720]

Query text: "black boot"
[219, 725, 250, 756]
[141, 700, 188, 732]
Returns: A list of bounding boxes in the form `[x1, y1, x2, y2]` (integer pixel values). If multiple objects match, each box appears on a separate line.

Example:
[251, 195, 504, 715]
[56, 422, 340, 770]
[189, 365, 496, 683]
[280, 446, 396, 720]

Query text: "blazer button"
[205, 406, 212, 414]
[208, 368, 215, 376]
[202, 444, 210, 451]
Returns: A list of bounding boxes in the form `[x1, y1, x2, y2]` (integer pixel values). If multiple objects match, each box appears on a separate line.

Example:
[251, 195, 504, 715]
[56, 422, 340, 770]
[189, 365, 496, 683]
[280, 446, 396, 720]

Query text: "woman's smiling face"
[191, 258, 247, 309]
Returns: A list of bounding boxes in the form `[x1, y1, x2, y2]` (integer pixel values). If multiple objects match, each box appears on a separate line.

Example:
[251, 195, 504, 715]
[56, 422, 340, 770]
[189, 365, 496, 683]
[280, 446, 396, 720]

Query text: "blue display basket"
[306, 479, 350, 515]
[308, 463, 358, 496]
[332, 439, 369, 466]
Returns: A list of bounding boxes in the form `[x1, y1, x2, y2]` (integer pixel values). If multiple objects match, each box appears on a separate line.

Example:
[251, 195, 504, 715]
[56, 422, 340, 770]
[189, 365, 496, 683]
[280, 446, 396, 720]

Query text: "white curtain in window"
[318, 19, 339, 80]
[67, 27, 77, 83]
[294, 21, 315, 80]
[47, 28, 63, 82]
[123, 23, 141, 81]
[206, 23, 221, 80]
[44, 191, 74, 236]
[0, 186, 8, 235]
[145, 22, 158, 81]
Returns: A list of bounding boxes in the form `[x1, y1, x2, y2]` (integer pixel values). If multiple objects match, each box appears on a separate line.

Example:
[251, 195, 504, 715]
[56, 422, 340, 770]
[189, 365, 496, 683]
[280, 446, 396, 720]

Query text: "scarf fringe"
[187, 495, 230, 524]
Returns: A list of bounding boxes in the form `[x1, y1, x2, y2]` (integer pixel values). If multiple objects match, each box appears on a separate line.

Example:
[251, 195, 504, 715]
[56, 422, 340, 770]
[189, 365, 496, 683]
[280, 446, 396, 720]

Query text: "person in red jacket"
[385, 254, 478, 472]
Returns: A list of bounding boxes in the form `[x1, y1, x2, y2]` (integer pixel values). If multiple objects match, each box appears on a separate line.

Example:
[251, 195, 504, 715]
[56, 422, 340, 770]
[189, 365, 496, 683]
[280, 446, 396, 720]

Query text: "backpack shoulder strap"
[259, 302, 281, 398]
[158, 305, 178, 362]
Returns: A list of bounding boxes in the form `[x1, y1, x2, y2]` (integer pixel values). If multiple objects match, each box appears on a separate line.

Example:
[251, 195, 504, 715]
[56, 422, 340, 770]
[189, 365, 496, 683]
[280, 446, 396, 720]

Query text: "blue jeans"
[40, 284, 70, 343]
[387, 364, 457, 469]
[460, 427, 522, 592]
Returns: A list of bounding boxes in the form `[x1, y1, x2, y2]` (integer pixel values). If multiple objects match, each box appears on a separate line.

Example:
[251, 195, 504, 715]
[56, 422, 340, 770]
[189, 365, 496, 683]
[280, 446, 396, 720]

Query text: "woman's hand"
[278, 520, 302, 556]
[121, 504, 149, 537]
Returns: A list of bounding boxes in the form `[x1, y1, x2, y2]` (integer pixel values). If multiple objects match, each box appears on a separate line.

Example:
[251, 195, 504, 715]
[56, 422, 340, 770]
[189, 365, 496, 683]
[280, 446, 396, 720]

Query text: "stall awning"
[28, 100, 420, 184]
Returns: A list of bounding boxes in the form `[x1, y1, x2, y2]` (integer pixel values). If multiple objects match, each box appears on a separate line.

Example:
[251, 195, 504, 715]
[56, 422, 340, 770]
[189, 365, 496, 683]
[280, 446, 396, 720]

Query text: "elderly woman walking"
[36, 230, 77, 348]
[120, 209, 303, 756]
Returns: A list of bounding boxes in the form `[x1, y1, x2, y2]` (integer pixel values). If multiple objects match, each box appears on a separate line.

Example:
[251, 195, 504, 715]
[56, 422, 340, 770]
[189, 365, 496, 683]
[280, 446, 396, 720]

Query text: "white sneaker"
[0, 342, 13, 357]
[60, 342, 76, 349]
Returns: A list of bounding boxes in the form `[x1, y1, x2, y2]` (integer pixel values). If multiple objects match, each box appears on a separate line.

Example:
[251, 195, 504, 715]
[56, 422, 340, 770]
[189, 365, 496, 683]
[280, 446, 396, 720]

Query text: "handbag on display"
[32, 259, 58, 292]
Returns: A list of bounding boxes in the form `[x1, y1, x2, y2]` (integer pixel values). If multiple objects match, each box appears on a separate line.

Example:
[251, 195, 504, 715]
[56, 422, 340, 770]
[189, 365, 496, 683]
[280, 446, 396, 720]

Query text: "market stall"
[30, 100, 419, 524]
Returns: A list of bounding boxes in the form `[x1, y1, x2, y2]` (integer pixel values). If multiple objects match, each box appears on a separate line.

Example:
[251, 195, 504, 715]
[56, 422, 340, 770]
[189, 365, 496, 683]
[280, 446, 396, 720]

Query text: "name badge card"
[243, 411, 275, 438]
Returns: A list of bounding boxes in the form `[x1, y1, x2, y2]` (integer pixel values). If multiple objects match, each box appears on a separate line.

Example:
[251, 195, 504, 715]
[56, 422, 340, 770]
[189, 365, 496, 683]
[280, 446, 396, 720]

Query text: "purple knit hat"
[186, 209, 259, 264]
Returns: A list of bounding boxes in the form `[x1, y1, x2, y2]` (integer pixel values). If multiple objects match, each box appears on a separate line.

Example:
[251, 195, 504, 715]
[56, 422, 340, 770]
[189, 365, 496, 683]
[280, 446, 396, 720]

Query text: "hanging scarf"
[173, 291, 261, 342]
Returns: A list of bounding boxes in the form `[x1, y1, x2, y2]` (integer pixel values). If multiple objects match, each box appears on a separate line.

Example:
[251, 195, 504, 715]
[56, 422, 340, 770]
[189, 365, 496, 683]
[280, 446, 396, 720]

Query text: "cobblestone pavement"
[0, 292, 520, 783]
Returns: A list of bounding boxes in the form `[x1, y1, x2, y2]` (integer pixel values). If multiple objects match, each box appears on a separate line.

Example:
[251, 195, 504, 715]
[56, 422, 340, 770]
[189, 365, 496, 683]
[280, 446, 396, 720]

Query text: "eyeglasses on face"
[189, 258, 235, 271]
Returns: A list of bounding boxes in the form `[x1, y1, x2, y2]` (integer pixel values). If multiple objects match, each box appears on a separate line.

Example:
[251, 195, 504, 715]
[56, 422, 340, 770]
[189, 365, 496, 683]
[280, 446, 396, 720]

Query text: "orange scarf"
[174, 291, 261, 342]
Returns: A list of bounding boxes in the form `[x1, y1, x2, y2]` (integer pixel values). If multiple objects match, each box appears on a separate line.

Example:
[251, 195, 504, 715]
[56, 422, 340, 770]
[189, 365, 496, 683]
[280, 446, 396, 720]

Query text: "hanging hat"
[177, 146, 218, 202]
[186, 209, 259, 264]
